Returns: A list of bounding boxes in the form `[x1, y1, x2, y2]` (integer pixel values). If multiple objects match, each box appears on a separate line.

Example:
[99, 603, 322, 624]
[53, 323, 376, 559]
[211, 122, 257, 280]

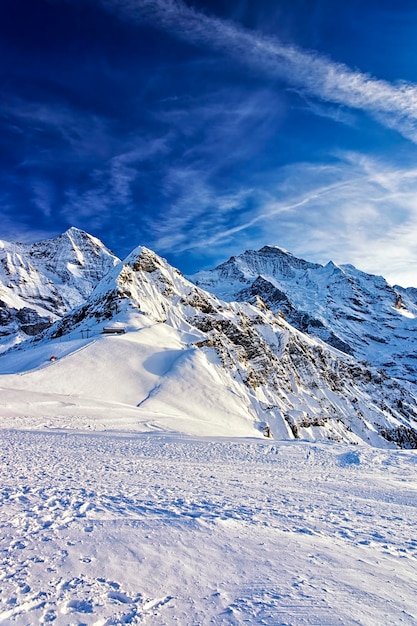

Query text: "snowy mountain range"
[191, 246, 417, 382]
[1, 229, 416, 449]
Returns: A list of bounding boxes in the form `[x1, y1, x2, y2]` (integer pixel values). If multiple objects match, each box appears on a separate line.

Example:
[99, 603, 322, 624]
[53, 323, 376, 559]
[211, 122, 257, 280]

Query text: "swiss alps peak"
[0, 227, 119, 350]
[1, 231, 417, 449]
[191, 246, 417, 382]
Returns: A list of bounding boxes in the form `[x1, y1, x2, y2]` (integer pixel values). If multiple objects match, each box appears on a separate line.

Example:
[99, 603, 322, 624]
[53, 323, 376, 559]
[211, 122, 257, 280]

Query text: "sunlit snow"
[1, 235, 417, 624]
[1, 321, 417, 624]
[1, 427, 416, 625]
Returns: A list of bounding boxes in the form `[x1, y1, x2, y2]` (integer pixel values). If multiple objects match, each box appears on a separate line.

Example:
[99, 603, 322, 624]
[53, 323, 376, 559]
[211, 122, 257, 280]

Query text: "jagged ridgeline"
[1, 231, 417, 448]
[191, 245, 417, 382]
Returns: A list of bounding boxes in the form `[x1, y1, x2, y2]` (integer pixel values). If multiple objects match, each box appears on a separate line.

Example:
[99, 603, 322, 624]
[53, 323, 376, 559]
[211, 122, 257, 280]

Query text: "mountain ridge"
[191, 245, 417, 382]
[0, 227, 119, 351]
[1, 235, 417, 449]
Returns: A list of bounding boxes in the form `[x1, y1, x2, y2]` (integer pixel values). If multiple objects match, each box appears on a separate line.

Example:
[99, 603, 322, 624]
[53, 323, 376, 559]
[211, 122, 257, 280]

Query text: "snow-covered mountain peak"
[0, 228, 119, 351]
[1, 232, 417, 449]
[4, 241, 411, 449]
[123, 244, 171, 272]
[191, 245, 323, 298]
[191, 246, 417, 381]
[86, 244, 212, 327]
[28, 227, 118, 284]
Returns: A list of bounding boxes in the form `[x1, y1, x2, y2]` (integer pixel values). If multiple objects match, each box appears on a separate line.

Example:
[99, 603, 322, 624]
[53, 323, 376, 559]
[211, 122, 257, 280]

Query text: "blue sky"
[2, 0, 417, 286]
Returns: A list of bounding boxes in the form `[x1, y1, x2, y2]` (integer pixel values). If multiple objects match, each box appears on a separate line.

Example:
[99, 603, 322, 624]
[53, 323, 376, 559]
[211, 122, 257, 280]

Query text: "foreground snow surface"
[1, 430, 416, 625]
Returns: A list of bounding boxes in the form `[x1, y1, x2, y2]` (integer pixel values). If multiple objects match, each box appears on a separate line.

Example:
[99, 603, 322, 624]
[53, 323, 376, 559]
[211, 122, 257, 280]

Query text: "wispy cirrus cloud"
[294, 93, 357, 128]
[92, 0, 417, 143]
[0, 96, 112, 162]
[61, 134, 172, 222]
[219, 155, 417, 287]
[31, 179, 55, 218]
[0, 91, 174, 240]
[1, 79, 275, 251]
[146, 165, 255, 253]
[147, 152, 417, 286]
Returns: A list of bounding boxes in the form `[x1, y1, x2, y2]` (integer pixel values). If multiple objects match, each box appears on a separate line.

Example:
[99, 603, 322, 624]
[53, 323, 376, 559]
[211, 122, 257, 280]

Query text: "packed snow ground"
[0, 295, 416, 624]
[1, 427, 416, 625]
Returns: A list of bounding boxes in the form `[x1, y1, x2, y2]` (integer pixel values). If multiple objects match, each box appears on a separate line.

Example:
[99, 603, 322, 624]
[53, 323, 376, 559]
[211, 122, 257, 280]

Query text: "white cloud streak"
[145, 165, 255, 252]
[253, 157, 417, 288]
[60, 133, 173, 234]
[150, 154, 417, 287]
[31, 179, 55, 218]
[95, 0, 417, 142]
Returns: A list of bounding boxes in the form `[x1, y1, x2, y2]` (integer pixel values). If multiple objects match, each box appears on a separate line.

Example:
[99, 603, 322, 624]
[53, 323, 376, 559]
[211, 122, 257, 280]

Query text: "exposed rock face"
[191, 246, 417, 382]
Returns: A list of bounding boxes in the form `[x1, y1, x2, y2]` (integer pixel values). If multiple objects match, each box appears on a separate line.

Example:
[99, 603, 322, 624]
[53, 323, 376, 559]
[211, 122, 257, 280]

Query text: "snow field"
[0, 319, 261, 438]
[1, 430, 416, 625]
[1, 241, 417, 624]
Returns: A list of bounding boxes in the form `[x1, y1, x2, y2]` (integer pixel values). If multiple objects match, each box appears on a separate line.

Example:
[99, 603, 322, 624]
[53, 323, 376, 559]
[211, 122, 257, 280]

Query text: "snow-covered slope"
[2, 237, 417, 625]
[191, 246, 417, 382]
[2, 245, 417, 448]
[0, 228, 119, 351]
[1, 430, 417, 625]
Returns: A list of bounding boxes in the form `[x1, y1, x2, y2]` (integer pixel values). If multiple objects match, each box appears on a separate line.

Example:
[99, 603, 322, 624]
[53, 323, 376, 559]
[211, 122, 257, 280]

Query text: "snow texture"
[1, 232, 417, 624]
[0, 429, 416, 625]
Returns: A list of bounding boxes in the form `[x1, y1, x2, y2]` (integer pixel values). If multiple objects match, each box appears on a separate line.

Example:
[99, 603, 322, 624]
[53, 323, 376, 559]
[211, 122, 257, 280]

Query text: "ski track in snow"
[0, 430, 416, 625]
